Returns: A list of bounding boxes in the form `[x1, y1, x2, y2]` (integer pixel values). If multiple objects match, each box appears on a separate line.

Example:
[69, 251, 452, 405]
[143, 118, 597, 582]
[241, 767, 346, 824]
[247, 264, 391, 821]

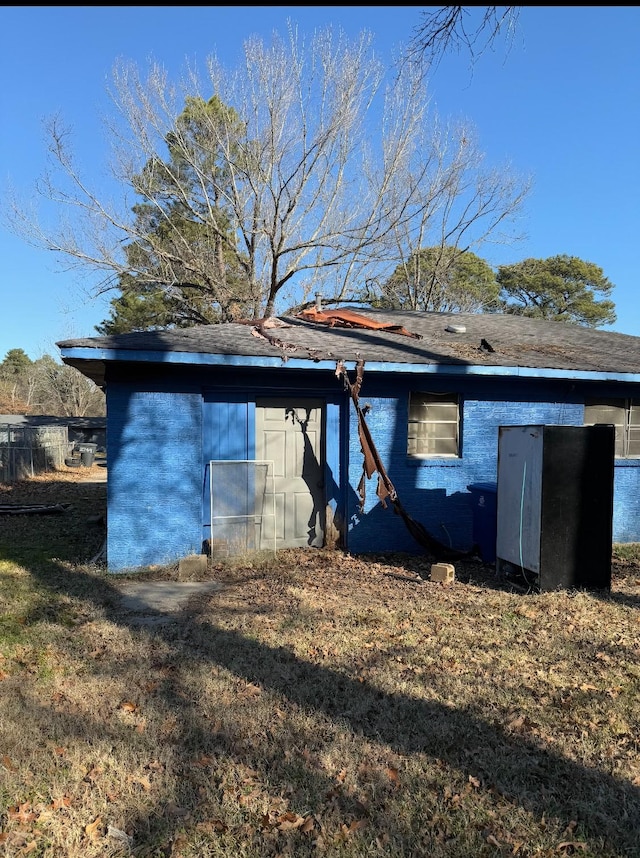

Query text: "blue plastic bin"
[467, 482, 498, 563]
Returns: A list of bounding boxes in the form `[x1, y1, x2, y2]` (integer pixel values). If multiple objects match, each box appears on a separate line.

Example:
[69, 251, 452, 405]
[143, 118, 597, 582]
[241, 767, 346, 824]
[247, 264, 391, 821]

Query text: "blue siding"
[203, 397, 254, 461]
[345, 376, 640, 553]
[102, 366, 640, 571]
[612, 463, 640, 542]
[106, 385, 203, 571]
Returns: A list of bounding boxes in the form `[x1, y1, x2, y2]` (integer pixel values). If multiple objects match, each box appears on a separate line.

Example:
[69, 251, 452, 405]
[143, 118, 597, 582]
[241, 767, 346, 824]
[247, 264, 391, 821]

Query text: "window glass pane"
[412, 436, 459, 456]
[409, 402, 429, 421]
[584, 404, 624, 426]
[417, 438, 438, 455]
[627, 426, 640, 457]
[585, 399, 626, 458]
[435, 436, 459, 456]
[628, 402, 640, 426]
[428, 404, 459, 421]
[409, 421, 434, 440]
[408, 392, 459, 457]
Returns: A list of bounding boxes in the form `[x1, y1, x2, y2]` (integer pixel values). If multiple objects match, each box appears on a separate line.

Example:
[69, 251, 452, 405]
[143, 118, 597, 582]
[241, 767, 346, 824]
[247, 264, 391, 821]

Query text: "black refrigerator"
[496, 424, 614, 591]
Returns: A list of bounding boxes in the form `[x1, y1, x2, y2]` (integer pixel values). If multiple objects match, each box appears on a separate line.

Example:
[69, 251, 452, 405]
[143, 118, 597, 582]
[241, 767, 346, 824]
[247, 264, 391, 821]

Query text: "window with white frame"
[584, 398, 640, 458]
[408, 392, 460, 457]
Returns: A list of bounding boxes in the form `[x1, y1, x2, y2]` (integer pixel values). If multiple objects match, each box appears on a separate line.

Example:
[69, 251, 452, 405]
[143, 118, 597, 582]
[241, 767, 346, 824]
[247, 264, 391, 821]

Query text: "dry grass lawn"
[1, 465, 640, 857]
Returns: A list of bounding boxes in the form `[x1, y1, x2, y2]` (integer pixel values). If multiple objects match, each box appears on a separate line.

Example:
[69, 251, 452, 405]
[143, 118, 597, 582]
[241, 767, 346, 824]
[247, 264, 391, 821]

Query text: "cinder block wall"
[102, 369, 640, 569]
[345, 376, 587, 555]
[106, 384, 203, 571]
[612, 465, 640, 542]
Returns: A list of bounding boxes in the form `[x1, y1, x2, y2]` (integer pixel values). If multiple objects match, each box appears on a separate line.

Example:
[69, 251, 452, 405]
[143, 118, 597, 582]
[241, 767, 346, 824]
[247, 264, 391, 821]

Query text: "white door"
[256, 399, 324, 548]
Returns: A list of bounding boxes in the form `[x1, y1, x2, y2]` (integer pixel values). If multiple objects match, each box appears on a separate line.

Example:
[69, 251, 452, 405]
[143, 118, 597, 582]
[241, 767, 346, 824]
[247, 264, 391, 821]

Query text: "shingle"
[56, 310, 640, 374]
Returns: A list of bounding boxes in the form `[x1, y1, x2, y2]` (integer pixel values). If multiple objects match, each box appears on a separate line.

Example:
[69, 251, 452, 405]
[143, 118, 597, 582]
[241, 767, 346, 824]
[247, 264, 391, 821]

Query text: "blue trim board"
[59, 346, 640, 385]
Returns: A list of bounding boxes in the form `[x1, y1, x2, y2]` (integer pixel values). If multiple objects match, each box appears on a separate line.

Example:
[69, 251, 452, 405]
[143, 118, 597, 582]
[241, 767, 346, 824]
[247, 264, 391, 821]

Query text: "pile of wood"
[0, 502, 72, 515]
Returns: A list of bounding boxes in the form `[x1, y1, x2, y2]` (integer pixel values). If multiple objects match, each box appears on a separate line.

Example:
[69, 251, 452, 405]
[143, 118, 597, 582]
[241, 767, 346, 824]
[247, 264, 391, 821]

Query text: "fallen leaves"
[126, 774, 152, 791]
[2, 469, 640, 858]
[275, 811, 307, 831]
[7, 803, 38, 824]
[85, 816, 104, 842]
[107, 824, 133, 847]
[506, 714, 540, 735]
[83, 765, 103, 783]
[118, 698, 146, 731]
[386, 765, 400, 785]
[240, 681, 262, 699]
[192, 754, 216, 768]
[336, 818, 368, 842]
[2, 754, 17, 772]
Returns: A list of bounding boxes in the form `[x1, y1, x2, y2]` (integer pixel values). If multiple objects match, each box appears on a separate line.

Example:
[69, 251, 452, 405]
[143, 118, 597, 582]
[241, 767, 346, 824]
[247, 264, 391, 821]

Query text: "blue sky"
[1, 6, 639, 361]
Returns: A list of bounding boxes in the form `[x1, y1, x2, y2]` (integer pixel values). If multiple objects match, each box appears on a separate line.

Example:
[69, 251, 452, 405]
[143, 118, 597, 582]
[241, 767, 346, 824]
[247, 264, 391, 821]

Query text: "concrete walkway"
[74, 463, 223, 626]
[114, 580, 223, 626]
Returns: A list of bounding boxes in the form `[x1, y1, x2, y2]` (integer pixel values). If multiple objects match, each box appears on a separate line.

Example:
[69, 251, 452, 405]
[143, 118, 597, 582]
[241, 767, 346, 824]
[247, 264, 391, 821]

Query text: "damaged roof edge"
[58, 346, 640, 385]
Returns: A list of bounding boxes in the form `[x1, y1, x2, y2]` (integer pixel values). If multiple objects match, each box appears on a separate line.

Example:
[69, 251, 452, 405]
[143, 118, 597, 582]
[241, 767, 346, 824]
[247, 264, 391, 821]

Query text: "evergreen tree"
[13, 29, 529, 330]
[97, 96, 255, 333]
[375, 246, 500, 312]
[0, 348, 32, 377]
[498, 255, 616, 327]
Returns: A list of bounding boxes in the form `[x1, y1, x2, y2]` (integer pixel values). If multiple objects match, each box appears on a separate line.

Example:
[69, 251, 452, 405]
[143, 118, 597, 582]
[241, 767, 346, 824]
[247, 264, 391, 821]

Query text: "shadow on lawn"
[3, 477, 639, 854]
[13, 552, 640, 858]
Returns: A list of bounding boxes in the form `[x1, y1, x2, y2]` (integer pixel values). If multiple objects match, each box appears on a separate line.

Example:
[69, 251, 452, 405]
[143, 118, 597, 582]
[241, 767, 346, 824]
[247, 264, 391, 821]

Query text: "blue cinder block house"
[57, 309, 640, 572]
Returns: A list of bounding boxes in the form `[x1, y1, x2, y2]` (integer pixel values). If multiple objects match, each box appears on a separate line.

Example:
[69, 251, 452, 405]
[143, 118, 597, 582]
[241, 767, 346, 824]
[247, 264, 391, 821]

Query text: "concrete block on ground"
[430, 562, 455, 583]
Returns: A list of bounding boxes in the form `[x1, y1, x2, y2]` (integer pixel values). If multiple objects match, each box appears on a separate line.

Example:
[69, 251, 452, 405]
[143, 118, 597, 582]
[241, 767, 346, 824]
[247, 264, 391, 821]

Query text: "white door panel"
[256, 399, 324, 548]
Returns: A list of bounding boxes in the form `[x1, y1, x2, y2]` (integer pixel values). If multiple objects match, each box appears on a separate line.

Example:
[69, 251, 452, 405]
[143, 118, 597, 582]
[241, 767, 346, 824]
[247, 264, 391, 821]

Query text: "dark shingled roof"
[57, 309, 640, 377]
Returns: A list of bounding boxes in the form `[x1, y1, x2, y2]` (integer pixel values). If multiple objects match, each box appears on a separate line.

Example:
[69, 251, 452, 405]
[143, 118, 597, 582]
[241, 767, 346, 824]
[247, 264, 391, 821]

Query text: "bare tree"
[0, 380, 29, 414]
[32, 357, 105, 417]
[365, 121, 530, 307]
[407, 6, 520, 69]
[7, 23, 529, 322]
[0, 354, 105, 416]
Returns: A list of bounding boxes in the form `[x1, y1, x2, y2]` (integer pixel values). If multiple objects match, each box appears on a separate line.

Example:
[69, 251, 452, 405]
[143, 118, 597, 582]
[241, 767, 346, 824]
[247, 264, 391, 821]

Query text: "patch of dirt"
[0, 463, 108, 564]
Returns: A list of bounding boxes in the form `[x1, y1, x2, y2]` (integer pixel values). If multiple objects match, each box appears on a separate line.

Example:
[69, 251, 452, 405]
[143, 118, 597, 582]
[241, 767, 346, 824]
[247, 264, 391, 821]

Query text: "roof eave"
[59, 346, 640, 386]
